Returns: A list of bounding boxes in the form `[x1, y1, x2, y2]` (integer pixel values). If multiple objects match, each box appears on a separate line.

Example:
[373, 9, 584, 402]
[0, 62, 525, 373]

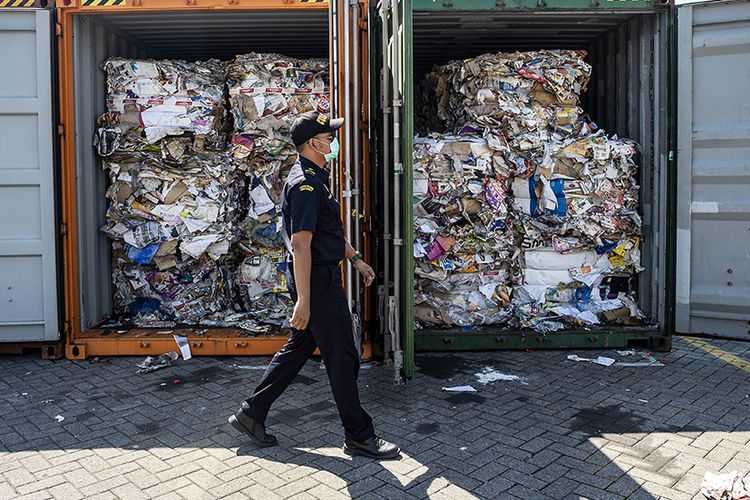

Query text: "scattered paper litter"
[137, 351, 179, 374]
[173, 334, 192, 360]
[595, 356, 616, 367]
[475, 366, 526, 385]
[54, 415, 65, 423]
[231, 364, 267, 370]
[441, 385, 477, 393]
[567, 355, 594, 363]
[567, 352, 664, 367]
[701, 470, 749, 500]
[616, 354, 663, 367]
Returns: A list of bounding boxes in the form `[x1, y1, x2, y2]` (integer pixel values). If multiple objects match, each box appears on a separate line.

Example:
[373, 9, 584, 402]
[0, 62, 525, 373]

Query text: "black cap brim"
[326, 117, 344, 132]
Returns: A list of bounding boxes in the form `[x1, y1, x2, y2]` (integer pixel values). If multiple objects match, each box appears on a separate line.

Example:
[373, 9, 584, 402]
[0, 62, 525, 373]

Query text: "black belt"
[288, 259, 341, 266]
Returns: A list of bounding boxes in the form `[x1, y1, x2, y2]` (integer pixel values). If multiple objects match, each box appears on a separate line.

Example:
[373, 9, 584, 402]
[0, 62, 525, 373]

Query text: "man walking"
[229, 111, 400, 460]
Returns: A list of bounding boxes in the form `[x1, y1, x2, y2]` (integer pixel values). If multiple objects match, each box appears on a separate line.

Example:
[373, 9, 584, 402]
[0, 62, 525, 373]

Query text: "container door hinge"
[60, 222, 68, 237]
[57, 124, 64, 136]
[358, 19, 367, 30]
[393, 238, 403, 246]
[63, 319, 71, 336]
[55, 23, 62, 38]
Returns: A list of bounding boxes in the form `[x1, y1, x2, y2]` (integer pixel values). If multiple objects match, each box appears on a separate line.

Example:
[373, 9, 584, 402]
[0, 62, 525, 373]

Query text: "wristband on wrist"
[349, 251, 363, 264]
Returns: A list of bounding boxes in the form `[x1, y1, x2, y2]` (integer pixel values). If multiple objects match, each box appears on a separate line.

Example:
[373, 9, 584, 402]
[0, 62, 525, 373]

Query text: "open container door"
[331, 0, 374, 361]
[0, 7, 59, 344]
[676, 0, 750, 340]
[375, 0, 412, 381]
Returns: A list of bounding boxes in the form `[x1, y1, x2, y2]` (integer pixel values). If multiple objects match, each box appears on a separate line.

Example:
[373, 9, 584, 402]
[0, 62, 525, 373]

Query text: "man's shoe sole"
[228, 415, 277, 448]
[343, 444, 401, 460]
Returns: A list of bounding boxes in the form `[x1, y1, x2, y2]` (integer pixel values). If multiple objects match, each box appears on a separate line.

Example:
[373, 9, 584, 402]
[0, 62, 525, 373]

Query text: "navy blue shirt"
[282, 156, 346, 263]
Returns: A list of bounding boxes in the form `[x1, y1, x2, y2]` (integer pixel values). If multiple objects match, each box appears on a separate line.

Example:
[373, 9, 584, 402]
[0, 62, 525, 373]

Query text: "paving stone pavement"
[1, 336, 749, 500]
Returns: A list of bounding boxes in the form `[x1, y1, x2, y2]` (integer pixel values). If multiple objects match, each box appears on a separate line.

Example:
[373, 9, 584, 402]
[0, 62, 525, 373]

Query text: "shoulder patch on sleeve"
[299, 184, 315, 192]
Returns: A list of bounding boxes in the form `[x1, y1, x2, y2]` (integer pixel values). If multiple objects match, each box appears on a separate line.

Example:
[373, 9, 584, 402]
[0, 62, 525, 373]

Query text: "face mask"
[325, 138, 340, 161]
[313, 137, 340, 162]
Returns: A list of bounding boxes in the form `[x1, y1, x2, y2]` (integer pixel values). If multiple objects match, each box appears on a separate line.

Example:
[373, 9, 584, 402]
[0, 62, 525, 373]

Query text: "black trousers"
[241, 263, 375, 442]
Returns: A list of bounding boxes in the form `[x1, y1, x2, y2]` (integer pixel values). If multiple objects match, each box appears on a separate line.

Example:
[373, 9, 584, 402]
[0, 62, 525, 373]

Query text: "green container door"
[372, 0, 415, 381]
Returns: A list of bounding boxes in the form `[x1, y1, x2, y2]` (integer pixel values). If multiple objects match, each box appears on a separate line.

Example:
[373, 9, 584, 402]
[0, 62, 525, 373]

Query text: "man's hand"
[354, 260, 376, 287]
[290, 300, 310, 331]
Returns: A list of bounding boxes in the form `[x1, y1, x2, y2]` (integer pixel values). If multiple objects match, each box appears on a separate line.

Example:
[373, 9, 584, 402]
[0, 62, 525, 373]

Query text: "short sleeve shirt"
[282, 156, 346, 263]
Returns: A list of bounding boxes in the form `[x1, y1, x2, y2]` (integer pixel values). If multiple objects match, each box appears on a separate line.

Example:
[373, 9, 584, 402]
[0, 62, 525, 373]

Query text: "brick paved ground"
[1, 336, 749, 500]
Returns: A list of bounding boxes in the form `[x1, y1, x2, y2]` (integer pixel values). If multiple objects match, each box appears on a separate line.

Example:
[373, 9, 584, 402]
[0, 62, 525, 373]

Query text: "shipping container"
[0, 0, 375, 359]
[371, 0, 750, 379]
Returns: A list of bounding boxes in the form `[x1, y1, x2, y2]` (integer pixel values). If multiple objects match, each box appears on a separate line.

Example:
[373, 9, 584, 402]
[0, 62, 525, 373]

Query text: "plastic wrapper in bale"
[96, 58, 227, 152]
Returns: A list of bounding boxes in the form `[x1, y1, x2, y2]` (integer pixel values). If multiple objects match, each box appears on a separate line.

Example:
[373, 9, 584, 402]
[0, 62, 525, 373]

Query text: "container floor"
[416, 326, 667, 352]
[67, 328, 292, 359]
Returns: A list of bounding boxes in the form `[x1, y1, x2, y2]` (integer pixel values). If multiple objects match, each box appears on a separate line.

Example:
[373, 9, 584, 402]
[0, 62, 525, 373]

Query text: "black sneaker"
[343, 437, 400, 459]
[228, 410, 278, 448]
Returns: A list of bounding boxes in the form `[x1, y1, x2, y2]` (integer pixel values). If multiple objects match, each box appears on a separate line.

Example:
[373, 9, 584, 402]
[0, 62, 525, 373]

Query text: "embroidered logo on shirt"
[299, 185, 315, 192]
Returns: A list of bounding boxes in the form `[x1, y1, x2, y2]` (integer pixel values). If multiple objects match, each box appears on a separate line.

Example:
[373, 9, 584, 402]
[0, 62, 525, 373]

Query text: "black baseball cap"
[290, 111, 344, 147]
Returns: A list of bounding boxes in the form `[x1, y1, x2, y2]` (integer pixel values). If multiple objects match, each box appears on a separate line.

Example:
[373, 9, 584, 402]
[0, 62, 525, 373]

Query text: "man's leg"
[309, 266, 375, 442]
[242, 327, 317, 423]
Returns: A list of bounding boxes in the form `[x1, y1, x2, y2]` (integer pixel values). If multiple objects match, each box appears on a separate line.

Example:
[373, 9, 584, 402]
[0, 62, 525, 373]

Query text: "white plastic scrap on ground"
[567, 351, 663, 367]
[136, 351, 179, 374]
[475, 367, 527, 385]
[441, 385, 477, 393]
[701, 471, 750, 500]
